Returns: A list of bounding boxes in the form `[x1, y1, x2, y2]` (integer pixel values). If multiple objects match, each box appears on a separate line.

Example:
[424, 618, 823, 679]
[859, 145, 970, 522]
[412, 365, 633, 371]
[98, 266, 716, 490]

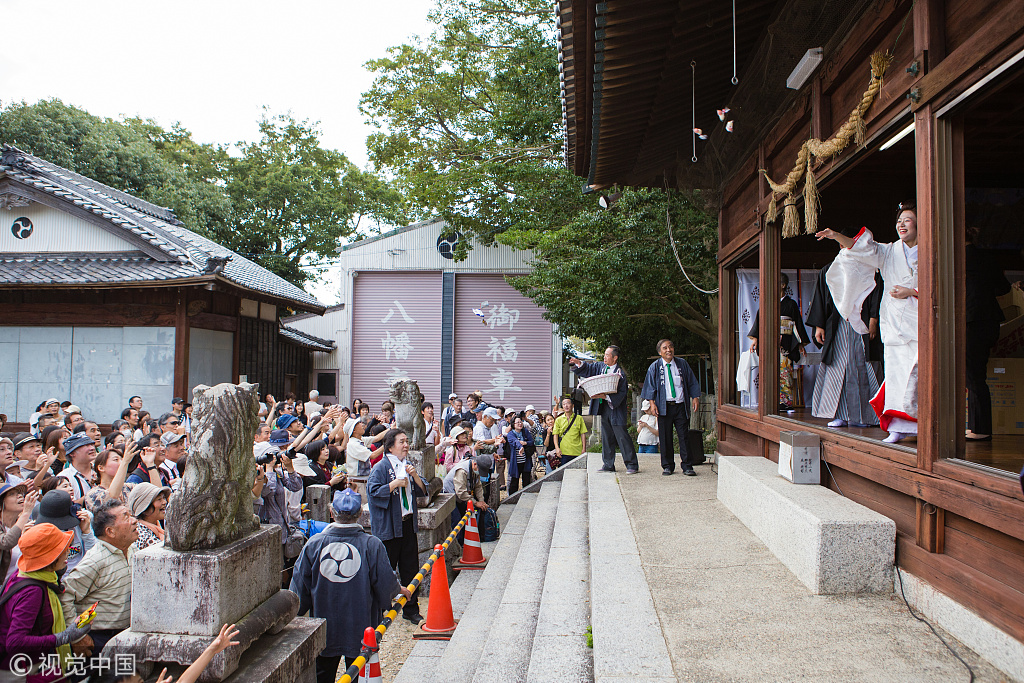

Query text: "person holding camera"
[253, 430, 302, 556]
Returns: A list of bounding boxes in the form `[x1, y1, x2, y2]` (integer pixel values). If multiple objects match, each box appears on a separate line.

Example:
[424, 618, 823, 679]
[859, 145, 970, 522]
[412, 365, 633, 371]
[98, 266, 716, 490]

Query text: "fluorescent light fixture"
[787, 48, 823, 90]
[879, 122, 915, 151]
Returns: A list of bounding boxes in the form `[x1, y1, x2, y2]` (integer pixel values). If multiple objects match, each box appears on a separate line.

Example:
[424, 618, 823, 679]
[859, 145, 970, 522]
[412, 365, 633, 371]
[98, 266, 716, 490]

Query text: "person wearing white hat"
[636, 399, 660, 453]
[442, 425, 475, 471]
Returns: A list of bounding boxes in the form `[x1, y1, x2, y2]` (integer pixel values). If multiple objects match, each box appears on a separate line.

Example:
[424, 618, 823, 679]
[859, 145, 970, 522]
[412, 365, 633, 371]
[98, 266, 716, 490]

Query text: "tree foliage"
[504, 189, 719, 386]
[360, 0, 593, 249]
[0, 100, 406, 288]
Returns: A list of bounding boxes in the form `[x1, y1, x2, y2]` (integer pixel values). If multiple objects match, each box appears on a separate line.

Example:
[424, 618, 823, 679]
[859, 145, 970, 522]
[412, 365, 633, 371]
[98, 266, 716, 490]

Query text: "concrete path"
[616, 454, 1006, 683]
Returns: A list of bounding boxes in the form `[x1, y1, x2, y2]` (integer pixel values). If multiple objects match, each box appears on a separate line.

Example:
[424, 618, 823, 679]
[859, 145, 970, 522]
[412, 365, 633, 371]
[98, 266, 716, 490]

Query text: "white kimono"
[826, 227, 918, 433]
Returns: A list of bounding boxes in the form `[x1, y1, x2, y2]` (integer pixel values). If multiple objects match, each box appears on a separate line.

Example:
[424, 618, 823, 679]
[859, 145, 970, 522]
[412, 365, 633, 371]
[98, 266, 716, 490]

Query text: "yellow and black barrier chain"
[336, 506, 474, 683]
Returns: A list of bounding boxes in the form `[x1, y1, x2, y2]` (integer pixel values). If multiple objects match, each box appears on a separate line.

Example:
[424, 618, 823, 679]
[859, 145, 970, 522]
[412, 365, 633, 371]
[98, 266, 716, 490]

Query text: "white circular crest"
[319, 542, 362, 583]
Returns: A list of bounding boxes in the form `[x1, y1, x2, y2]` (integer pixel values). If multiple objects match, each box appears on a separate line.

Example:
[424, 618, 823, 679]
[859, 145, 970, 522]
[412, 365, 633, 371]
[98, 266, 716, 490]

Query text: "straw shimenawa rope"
[762, 52, 892, 237]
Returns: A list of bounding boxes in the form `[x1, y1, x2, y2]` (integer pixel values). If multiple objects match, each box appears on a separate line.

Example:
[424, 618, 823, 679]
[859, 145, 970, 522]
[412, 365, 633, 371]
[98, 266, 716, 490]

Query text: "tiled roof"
[0, 145, 325, 313]
[279, 326, 335, 352]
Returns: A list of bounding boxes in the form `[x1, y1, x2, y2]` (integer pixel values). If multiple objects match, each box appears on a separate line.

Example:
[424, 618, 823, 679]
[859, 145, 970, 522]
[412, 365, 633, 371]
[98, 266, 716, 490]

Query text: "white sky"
[0, 0, 438, 305]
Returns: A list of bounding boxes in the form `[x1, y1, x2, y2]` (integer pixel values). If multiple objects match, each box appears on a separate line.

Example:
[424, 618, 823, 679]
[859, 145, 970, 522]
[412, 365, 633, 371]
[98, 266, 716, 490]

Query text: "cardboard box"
[986, 358, 1024, 434]
[992, 287, 1024, 358]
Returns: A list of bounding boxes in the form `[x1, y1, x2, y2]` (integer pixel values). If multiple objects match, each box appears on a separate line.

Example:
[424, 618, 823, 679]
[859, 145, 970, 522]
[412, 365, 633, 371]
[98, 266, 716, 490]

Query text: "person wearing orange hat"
[0, 523, 93, 680]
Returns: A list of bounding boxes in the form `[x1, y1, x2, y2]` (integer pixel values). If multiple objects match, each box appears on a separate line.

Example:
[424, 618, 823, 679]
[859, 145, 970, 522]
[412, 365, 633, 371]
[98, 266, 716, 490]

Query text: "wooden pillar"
[914, 0, 946, 69]
[173, 291, 191, 401]
[758, 219, 780, 445]
[232, 307, 241, 384]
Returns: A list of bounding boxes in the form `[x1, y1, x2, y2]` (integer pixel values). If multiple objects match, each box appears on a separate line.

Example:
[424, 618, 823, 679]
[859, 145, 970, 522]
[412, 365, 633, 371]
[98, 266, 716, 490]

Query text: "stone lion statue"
[390, 378, 426, 450]
[165, 382, 261, 551]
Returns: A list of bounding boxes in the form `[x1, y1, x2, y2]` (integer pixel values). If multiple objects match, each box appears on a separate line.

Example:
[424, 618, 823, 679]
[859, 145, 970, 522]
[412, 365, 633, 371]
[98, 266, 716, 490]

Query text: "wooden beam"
[912, 1, 1024, 111]
[174, 291, 190, 402]
[189, 312, 238, 333]
[0, 304, 175, 327]
[914, 0, 946, 65]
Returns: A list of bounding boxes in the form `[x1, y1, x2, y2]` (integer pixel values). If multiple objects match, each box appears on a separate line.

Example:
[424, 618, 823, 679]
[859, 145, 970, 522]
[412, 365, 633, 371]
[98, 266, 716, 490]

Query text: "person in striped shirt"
[59, 498, 137, 656]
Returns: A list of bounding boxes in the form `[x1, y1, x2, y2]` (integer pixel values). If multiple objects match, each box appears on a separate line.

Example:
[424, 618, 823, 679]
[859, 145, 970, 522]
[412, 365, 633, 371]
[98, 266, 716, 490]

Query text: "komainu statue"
[165, 382, 261, 551]
[390, 378, 426, 449]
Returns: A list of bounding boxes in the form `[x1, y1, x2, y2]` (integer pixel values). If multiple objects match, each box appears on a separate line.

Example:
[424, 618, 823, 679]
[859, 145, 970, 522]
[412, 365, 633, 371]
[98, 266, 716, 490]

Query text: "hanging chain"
[691, 60, 698, 162]
[731, 0, 739, 85]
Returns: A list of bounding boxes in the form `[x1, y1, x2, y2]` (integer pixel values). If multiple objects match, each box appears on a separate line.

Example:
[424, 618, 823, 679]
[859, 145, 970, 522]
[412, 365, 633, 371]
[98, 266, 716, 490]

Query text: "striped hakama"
[811, 317, 880, 425]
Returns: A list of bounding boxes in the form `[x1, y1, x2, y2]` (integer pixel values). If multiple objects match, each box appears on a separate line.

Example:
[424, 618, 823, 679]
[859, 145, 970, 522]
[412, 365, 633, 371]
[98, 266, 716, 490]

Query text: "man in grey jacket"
[290, 489, 408, 683]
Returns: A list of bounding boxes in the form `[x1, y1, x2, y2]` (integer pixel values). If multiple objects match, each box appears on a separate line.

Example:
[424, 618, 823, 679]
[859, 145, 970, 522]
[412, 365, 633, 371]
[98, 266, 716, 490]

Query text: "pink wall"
[454, 274, 552, 413]
[351, 271, 442, 409]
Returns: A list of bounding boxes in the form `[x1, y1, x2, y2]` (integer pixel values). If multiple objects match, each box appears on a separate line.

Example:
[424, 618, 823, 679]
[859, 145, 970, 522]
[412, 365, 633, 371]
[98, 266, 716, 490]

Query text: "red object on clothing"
[869, 381, 918, 432]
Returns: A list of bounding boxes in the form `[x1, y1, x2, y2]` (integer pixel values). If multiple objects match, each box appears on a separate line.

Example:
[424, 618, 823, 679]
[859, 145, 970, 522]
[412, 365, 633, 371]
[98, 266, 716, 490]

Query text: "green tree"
[0, 99, 232, 236]
[222, 112, 407, 286]
[504, 189, 719, 389]
[360, 0, 592, 251]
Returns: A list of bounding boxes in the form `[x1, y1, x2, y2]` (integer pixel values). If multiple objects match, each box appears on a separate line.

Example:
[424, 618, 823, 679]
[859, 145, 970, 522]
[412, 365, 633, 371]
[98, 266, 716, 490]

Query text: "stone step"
[527, 469, 593, 683]
[586, 454, 675, 683]
[432, 492, 540, 682]
[471, 482, 562, 683]
[390, 562, 483, 683]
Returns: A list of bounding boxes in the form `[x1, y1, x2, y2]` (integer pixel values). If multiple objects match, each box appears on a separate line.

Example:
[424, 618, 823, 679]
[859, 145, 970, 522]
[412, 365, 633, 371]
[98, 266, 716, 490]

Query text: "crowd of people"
[0, 351, 706, 683]
[0, 395, 231, 681]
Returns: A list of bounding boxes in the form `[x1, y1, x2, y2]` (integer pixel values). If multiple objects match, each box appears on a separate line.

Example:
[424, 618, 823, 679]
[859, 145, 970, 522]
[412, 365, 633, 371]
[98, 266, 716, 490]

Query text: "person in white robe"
[816, 202, 920, 443]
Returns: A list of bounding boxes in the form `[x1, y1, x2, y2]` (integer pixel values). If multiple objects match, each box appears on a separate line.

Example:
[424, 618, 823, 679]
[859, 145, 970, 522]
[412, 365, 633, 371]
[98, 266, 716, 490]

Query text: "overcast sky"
[0, 0, 437, 305]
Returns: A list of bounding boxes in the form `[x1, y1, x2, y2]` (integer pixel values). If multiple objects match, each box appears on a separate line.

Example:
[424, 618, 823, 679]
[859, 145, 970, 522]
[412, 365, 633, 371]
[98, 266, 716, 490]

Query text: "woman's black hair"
[381, 428, 408, 455]
[303, 439, 327, 460]
[897, 200, 916, 218]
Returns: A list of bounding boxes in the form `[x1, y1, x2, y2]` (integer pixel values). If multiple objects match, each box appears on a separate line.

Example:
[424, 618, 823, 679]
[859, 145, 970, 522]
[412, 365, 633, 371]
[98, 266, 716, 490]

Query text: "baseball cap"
[62, 433, 95, 457]
[332, 488, 362, 515]
[17, 523, 74, 573]
[525, 405, 535, 411]
[12, 433, 40, 450]
[172, 397, 185, 405]
[269, 429, 293, 446]
[641, 399, 652, 411]
[448, 393, 458, 399]
[65, 405, 82, 416]
[473, 453, 494, 475]
[483, 407, 500, 420]
[161, 432, 187, 447]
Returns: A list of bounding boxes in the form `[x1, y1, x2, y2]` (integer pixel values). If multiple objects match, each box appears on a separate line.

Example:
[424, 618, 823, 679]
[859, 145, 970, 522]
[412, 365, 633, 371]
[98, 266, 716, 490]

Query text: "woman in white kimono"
[816, 202, 919, 443]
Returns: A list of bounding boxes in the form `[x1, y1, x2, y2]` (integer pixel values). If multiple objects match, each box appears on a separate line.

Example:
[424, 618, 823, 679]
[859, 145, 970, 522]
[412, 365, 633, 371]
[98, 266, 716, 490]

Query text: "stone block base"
[107, 590, 299, 681]
[717, 455, 895, 594]
[127, 617, 326, 683]
[131, 526, 282, 636]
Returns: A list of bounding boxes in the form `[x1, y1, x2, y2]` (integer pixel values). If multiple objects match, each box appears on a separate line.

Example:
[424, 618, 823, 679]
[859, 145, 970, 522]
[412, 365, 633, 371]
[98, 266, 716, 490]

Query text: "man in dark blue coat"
[570, 345, 639, 474]
[290, 488, 408, 683]
[640, 339, 702, 476]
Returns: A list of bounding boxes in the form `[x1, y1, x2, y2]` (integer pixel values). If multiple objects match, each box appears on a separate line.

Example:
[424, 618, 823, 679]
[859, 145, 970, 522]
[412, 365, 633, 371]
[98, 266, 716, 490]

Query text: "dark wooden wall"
[238, 317, 311, 400]
[715, 0, 1024, 644]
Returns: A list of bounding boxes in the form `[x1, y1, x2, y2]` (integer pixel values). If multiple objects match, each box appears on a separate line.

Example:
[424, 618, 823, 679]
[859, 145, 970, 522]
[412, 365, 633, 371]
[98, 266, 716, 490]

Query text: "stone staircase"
[393, 455, 672, 683]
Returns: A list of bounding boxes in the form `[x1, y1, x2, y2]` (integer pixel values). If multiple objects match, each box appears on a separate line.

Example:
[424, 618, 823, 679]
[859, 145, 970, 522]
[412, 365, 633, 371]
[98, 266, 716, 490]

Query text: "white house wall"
[1, 203, 138, 253]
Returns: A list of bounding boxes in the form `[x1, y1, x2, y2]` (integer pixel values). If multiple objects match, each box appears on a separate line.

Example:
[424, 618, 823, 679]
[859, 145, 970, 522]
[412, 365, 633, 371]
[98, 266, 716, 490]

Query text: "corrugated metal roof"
[0, 145, 326, 313]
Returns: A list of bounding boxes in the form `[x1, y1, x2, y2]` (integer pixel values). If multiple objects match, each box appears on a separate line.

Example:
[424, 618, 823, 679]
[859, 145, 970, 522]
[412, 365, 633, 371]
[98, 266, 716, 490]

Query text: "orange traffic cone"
[453, 501, 488, 570]
[358, 627, 382, 683]
[413, 544, 458, 640]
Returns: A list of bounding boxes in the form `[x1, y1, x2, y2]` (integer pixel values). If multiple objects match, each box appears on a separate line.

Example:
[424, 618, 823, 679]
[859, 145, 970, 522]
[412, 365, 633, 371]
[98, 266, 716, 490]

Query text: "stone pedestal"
[107, 526, 304, 681]
[306, 485, 331, 522]
[131, 526, 282, 636]
[407, 447, 436, 483]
